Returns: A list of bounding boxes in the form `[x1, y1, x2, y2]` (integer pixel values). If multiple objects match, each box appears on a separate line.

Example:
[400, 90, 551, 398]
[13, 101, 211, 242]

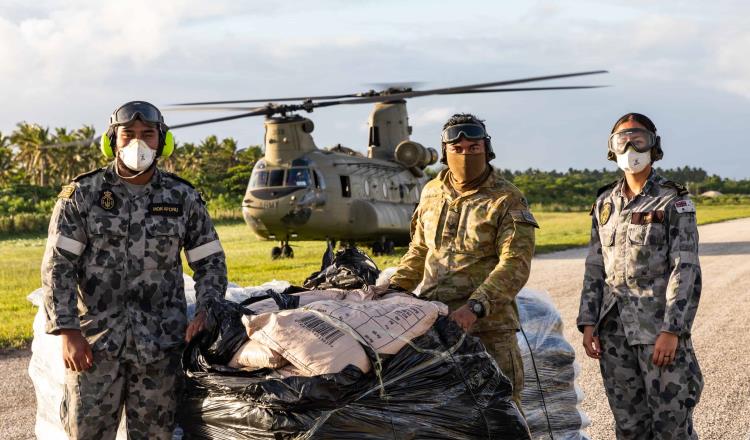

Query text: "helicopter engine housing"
[394, 141, 438, 169]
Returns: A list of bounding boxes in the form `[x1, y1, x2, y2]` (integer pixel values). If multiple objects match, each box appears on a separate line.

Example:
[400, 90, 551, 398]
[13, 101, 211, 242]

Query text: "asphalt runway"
[2, 217, 749, 439]
[526, 217, 750, 439]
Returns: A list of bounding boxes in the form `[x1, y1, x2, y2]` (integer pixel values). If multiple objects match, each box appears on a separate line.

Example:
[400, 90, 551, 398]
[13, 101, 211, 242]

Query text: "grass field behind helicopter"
[2, 204, 750, 349]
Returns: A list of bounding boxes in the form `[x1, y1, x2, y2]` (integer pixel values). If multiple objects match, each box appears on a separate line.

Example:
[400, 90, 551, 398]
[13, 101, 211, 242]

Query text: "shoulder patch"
[596, 180, 618, 197]
[162, 171, 195, 188]
[662, 180, 689, 196]
[58, 184, 76, 199]
[674, 199, 696, 214]
[72, 168, 104, 182]
[510, 209, 540, 228]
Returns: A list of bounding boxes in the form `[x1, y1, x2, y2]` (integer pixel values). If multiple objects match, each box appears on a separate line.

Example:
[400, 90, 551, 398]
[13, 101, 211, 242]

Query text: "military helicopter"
[167, 71, 607, 259]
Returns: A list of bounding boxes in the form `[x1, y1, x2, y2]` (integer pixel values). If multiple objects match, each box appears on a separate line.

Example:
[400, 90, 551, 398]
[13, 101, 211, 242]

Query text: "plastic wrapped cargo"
[303, 246, 380, 289]
[180, 299, 531, 439]
[27, 288, 130, 439]
[516, 289, 591, 440]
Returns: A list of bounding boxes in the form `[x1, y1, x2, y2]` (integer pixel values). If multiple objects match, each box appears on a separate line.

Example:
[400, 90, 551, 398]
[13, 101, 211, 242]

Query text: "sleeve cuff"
[45, 319, 81, 335]
[576, 321, 596, 333]
[469, 291, 493, 317]
[661, 322, 683, 335]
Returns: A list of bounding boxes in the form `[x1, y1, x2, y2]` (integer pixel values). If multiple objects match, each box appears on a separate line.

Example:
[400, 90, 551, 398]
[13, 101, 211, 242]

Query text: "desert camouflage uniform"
[391, 168, 537, 409]
[577, 171, 703, 439]
[42, 163, 228, 439]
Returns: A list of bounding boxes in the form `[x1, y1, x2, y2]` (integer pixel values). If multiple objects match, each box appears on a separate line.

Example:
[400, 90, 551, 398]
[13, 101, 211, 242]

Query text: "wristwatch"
[467, 299, 486, 318]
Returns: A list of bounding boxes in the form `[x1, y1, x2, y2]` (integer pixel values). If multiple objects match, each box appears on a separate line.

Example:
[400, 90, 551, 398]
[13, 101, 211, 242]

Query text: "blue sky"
[1, 0, 749, 177]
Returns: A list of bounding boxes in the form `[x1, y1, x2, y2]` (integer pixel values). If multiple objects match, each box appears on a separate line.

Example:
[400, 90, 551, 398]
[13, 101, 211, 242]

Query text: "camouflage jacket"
[577, 172, 701, 345]
[390, 168, 538, 332]
[41, 163, 228, 362]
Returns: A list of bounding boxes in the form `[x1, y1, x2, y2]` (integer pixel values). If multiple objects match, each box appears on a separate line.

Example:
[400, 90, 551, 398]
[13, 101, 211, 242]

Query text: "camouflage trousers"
[598, 308, 703, 440]
[475, 329, 525, 413]
[60, 343, 183, 440]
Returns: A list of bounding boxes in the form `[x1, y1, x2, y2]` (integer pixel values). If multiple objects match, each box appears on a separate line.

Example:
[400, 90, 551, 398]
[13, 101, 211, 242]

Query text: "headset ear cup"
[485, 138, 495, 161]
[100, 134, 114, 158]
[161, 131, 175, 158]
[651, 136, 663, 161]
[607, 150, 616, 162]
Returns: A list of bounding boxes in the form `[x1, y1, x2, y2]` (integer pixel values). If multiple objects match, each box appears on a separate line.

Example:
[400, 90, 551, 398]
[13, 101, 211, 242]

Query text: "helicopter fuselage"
[242, 148, 428, 243]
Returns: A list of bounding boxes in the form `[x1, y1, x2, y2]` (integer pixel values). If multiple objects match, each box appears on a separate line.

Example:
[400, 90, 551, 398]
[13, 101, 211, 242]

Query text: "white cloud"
[410, 106, 456, 128]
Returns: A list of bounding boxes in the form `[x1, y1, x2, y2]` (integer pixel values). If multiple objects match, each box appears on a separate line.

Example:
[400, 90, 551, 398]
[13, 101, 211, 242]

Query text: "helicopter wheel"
[371, 241, 384, 256]
[271, 246, 282, 260]
[282, 244, 294, 259]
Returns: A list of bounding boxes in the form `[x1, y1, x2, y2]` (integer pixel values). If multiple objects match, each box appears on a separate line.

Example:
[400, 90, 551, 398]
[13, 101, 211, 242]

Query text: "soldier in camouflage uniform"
[577, 113, 703, 439]
[41, 101, 228, 439]
[390, 113, 538, 411]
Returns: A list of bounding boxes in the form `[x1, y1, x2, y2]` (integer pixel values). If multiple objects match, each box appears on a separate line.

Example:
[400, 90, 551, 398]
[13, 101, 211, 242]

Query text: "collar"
[614, 169, 658, 198]
[103, 161, 162, 191]
[438, 165, 495, 198]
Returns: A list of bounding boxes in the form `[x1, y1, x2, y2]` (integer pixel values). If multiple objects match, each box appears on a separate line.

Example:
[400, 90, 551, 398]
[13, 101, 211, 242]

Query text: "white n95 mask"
[616, 149, 651, 174]
[119, 139, 156, 172]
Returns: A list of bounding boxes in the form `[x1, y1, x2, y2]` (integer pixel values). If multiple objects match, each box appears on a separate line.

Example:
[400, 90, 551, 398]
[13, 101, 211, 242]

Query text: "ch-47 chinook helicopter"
[166, 70, 608, 259]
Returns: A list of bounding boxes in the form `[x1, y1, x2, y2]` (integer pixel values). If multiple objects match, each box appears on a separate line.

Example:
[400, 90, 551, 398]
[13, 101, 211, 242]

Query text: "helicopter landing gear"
[371, 237, 395, 256]
[271, 239, 294, 259]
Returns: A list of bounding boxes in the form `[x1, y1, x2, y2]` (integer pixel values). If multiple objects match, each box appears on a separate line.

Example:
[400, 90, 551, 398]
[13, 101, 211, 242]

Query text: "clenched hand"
[185, 310, 207, 342]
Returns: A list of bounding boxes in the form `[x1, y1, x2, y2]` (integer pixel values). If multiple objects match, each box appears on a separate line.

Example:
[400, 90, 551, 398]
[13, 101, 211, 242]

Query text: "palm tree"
[11, 123, 56, 186]
[0, 131, 15, 185]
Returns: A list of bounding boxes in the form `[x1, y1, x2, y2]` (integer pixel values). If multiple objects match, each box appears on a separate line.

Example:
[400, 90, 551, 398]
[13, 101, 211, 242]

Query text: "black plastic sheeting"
[179, 302, 531, 440]
[302, 246, 380, 290]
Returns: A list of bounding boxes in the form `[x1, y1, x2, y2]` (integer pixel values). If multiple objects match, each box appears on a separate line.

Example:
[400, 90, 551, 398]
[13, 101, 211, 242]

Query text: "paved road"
[526, 217, 750, 439]
[3, 218, 749, 439]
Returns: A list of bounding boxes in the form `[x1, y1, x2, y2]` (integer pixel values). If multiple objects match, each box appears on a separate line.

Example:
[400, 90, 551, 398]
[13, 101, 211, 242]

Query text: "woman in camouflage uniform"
[577, 113, 703, 439]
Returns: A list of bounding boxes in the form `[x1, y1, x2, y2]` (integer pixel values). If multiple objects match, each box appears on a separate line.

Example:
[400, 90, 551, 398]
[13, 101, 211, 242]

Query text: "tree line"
[1, 122, 749, 220]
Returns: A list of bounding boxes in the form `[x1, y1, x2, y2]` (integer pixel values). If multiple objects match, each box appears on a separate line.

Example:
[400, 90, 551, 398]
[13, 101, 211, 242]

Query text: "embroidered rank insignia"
[148, 203, 183, 217]
[600, 202, 613, 226]
[58, 184, 75, 199]
[100, 190, 116, 210]
[675, 199, 696, 214]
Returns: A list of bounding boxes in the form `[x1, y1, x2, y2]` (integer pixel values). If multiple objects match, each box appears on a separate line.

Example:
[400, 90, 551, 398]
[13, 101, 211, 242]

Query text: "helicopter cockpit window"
[268, 169, 285, 187]
[285, 168, 311, 187]
[249, 170, 268, 188]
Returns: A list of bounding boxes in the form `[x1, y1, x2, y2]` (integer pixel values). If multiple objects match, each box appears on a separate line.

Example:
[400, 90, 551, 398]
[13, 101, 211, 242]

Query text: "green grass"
[3, 204, 749, 349]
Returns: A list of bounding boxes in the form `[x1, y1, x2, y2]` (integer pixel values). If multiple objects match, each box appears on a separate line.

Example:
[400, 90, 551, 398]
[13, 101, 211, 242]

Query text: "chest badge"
[599, 202, 613, 226]
[100, 190, 116, 210]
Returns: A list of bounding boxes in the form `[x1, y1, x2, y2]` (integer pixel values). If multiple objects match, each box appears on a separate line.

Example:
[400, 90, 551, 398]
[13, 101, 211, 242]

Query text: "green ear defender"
[99, 130, 174, 159]
[100, 133, 115, 159]
[161, 131, 175, 158]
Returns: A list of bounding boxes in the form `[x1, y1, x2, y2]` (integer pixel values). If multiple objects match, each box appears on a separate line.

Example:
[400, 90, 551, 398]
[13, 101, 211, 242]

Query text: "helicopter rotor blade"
[169, 107, 275, 129]
[38, 137, 98, 149]
[173, 93, 362, 106]
[324, 70, 609, 106]
[164, 105, 265, 112]
[438, 85, 609, 95]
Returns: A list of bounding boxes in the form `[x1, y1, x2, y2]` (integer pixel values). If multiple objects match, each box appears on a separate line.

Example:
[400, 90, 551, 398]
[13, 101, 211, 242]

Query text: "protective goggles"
[441, 123, 488, 143]
[109, 101, 164, 127]
[608, 128, 657, 154]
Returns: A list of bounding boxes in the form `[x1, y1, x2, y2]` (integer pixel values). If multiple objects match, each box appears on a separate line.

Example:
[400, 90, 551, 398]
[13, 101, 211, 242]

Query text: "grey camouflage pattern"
[61, 342, 183, 440]
[598, 308, 702, 439]
[42, 163, 227, 363]
[577, 172, 702, 345]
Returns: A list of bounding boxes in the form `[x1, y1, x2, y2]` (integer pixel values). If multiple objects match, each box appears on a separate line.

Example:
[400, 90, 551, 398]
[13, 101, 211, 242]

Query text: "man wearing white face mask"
[577, 113, 703, 439]
[41, 101, 228, 439]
